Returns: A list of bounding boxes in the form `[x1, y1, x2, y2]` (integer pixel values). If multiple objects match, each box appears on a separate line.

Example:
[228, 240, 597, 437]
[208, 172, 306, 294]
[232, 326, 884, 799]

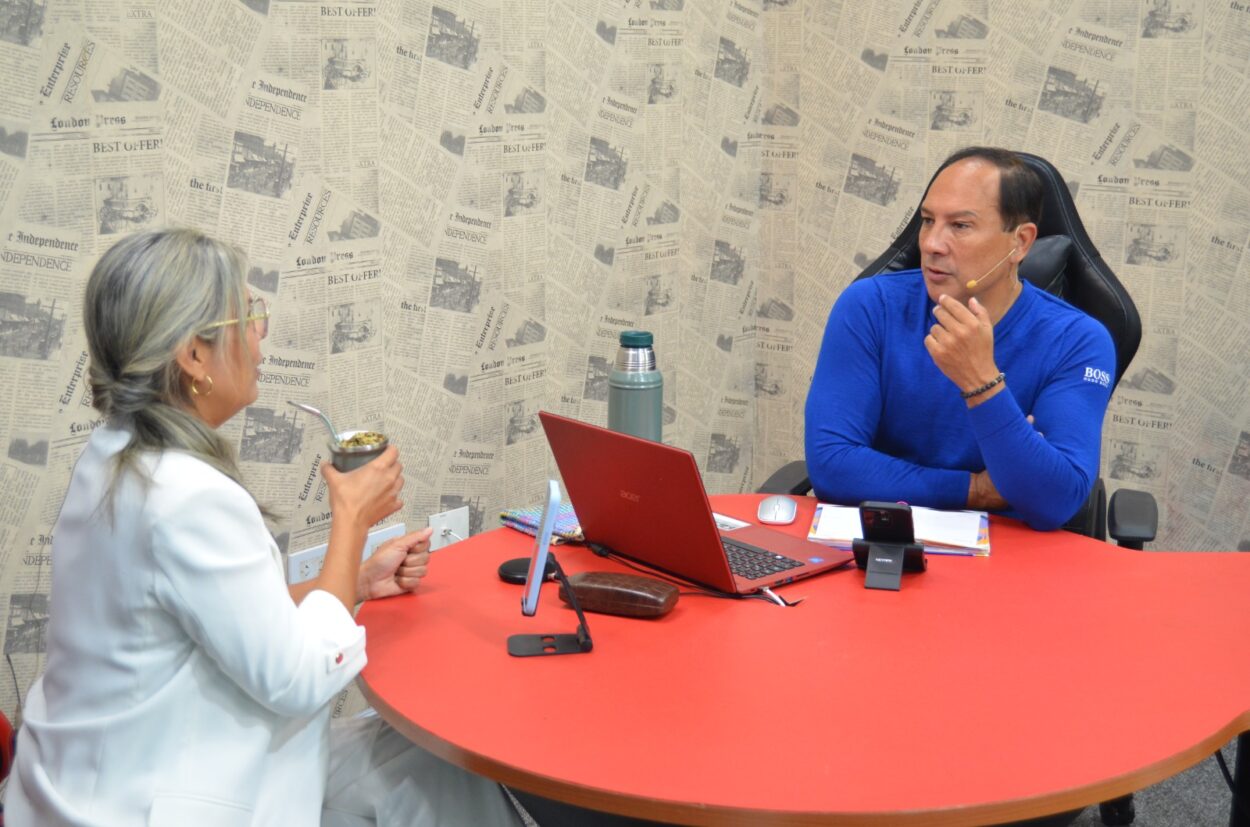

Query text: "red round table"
[358, 495, 1250, 825]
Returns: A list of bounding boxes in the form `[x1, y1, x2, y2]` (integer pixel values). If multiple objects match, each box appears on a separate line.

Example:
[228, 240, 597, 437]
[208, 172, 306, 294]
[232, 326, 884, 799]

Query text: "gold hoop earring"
[191, 375, 214, 397]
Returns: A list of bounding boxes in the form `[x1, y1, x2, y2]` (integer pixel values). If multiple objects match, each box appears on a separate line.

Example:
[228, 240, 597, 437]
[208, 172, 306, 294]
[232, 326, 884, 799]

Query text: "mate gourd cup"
[329, 429, 388, 472]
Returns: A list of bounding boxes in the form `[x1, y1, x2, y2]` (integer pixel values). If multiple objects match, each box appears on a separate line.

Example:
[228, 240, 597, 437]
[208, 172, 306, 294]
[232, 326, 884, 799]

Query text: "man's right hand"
[968, 470, 1009, 511]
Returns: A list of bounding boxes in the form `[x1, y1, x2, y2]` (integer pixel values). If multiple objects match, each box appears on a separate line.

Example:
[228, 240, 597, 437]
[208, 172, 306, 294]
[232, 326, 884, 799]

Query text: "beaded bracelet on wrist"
[961, 372, 1005, 399]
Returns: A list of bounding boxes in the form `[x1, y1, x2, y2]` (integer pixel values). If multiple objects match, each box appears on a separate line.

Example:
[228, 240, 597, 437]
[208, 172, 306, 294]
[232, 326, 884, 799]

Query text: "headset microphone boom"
[964, 246, 1018, 291]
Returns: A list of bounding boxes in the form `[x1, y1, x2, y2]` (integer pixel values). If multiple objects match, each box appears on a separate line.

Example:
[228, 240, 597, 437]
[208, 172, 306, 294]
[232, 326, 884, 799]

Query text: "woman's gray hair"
[85, 227, 255, 505]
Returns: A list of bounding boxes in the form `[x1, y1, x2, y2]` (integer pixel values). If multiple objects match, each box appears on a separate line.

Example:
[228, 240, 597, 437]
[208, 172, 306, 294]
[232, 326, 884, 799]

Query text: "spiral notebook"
[807, 503, 991, 556]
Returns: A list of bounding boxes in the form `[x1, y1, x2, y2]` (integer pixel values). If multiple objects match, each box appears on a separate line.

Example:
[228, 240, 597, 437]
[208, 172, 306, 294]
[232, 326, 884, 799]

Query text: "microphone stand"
[507, 552, 594, 657]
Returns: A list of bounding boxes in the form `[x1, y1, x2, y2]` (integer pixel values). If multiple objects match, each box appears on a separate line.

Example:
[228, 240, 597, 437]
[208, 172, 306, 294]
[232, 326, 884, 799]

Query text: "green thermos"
[608, 330, 663, 442]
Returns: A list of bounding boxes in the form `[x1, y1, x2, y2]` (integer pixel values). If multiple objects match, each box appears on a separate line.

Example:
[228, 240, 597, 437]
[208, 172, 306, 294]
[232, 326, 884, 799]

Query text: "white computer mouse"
[757, 494, 798, 526]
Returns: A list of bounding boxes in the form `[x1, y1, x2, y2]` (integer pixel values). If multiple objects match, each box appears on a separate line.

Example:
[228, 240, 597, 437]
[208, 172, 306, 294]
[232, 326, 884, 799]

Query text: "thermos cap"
[619, 330, 653, 348]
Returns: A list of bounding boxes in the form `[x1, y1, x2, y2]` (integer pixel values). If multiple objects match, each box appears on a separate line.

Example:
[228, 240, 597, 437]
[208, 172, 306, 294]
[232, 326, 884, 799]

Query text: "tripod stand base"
[506, 552, 595, 657]
[507, 632, 593, 657]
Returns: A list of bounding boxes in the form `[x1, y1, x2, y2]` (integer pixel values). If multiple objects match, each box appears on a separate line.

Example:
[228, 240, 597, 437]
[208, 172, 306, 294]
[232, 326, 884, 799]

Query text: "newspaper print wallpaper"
[0, 0, 1248, 716]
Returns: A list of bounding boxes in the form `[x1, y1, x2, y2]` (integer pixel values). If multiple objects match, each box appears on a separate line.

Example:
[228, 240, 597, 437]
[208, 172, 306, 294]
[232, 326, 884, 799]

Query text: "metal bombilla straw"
[287, 401, 342, 447]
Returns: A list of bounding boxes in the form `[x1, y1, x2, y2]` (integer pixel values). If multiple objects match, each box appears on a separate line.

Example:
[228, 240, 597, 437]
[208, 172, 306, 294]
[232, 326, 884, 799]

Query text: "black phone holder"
[507, 553, 594, 657]
[852, 539, 926, 591]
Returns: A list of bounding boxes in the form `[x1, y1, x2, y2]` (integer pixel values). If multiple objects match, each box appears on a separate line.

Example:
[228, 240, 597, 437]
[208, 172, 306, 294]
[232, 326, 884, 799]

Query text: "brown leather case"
[558, 572, 678, 618]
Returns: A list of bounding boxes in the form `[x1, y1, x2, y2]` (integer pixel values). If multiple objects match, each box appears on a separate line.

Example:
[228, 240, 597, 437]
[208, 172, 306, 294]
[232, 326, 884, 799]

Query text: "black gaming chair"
[764, 151, 1157, 547]
[761, 151, 1158, 824]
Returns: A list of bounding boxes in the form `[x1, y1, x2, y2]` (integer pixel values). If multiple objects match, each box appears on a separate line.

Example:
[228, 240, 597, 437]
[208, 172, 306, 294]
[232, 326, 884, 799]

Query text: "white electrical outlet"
[428, 506, 469, 551]
[287, 522, 407, 585]
[287, 541, 327, 584]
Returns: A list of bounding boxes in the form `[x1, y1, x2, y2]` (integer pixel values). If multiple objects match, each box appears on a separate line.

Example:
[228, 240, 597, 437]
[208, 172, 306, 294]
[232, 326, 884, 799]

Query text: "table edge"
[358, 675, 1250, 826]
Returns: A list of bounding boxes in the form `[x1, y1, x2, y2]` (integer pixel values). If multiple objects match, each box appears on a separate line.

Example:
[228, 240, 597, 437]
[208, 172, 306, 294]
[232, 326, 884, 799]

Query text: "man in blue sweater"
[805, 147, 1115, 530]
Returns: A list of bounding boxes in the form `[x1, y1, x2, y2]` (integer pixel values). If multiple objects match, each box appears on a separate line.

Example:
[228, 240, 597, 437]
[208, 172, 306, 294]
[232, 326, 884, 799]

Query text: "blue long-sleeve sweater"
[804, 270, 1116, 531]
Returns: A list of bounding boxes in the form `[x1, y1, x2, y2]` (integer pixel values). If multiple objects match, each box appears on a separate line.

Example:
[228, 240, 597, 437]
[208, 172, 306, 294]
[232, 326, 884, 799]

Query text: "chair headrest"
[1019, 235, 1071, 299]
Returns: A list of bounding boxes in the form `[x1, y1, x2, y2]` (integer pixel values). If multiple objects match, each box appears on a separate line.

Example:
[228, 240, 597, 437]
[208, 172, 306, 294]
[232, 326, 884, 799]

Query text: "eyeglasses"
[201, 296, 270, 339]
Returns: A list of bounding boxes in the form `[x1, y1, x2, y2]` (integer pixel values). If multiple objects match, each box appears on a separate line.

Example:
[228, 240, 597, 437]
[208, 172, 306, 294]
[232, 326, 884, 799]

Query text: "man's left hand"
[968, 469, 1010, 510]
[925, 295, 1001, 401]
[358, 527, 433, 602]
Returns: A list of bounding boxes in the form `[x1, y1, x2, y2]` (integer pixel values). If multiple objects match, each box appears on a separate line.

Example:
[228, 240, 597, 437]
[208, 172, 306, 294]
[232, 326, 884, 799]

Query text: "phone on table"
[854, 501, 926, 573]
[859, 501, 915, 544]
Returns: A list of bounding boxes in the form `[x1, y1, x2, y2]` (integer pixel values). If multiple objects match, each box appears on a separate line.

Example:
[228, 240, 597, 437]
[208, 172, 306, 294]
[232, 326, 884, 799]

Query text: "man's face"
[917, 158, 1020, 306]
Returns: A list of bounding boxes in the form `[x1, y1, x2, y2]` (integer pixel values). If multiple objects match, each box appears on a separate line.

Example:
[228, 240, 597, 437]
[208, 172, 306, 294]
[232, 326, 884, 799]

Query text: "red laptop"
[539, 411, 852, 595]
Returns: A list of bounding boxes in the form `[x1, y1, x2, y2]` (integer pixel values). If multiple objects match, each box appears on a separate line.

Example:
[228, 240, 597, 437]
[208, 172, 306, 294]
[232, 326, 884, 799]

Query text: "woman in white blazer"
[3, 228, 522, 827]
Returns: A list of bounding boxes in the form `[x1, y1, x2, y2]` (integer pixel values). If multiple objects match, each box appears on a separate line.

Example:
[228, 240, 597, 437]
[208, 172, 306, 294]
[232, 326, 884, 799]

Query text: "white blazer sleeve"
[148, 466, 366, 718]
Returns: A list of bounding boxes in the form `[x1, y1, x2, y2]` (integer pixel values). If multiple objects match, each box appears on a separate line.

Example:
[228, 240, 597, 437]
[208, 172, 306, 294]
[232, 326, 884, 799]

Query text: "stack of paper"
[807, 503, 990, 556]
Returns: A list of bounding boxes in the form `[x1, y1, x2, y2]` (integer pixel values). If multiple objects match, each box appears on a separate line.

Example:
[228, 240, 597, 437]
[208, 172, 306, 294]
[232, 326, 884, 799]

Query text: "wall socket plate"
[287, 522, 406, 585]
[428, 506, 469, 551]
[287, 540, 328, 584]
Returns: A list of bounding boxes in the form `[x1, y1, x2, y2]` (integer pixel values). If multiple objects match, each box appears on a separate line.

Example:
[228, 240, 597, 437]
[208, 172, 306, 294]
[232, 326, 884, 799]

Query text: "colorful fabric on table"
[499, 501, 583, 543]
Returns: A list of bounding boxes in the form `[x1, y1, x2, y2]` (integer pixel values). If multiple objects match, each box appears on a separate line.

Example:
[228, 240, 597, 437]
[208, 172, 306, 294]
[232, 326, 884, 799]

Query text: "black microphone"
[964, 247, 1017, 291]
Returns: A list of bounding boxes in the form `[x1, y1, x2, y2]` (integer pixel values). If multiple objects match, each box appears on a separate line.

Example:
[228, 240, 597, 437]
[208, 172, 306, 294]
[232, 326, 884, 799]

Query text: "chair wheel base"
[1098, 795, 1135, 825]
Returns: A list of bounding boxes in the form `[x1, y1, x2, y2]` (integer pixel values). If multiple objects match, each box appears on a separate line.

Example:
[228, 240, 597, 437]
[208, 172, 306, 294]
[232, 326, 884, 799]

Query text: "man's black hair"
[932, 146, 1043, 230]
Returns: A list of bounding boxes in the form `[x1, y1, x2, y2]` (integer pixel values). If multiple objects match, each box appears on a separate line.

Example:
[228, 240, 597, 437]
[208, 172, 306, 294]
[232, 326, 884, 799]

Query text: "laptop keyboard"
[722, 538, 804, 581]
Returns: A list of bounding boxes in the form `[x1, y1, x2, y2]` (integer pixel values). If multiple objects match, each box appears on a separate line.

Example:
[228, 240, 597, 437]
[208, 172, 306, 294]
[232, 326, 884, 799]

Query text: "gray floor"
[510, 738, 1240, 826]
[1070, 738, 1239, 827]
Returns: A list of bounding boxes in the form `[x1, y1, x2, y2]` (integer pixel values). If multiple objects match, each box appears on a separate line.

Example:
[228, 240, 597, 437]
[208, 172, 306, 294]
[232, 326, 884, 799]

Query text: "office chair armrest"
[757, 460, 813, 495]
[1108, 488, 1158, 550]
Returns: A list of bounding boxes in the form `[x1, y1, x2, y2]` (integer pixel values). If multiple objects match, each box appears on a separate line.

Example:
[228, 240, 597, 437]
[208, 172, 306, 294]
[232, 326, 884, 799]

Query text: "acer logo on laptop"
[619, 489, 641, 503]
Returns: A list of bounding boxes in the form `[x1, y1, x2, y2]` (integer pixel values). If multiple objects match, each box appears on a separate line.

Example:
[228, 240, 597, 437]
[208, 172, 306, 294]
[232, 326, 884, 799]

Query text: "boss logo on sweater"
[1083, 367, 1111, 387]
